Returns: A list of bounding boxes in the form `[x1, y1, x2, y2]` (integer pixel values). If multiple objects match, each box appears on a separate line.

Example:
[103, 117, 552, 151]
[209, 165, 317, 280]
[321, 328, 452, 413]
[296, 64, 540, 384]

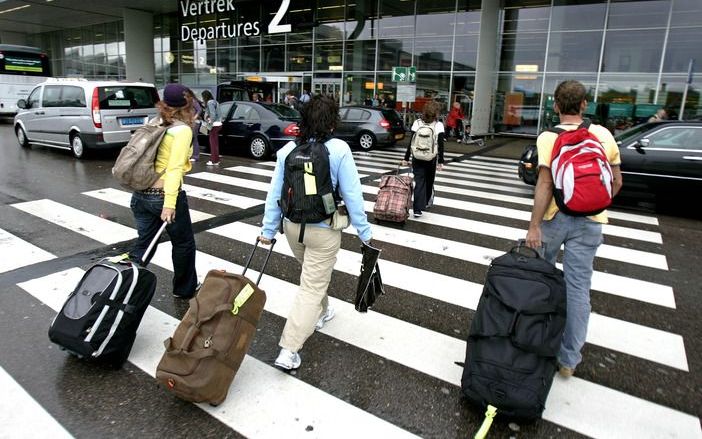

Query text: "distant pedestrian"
[252, 93, 261, 102]
[185, 88, 203, 162]
[364, 95, 373, 106]
[372, 94, 380, 107]
[401, 101, 445, 217]
[648, 108, 668, 122]
[201, 90, 222, 166]
[258, 95, 373, 370]
[130, 83, 198, 299]
[446, 102, 465, 142]
[525, 80, 623, 378]
[300, 89, 311, 105]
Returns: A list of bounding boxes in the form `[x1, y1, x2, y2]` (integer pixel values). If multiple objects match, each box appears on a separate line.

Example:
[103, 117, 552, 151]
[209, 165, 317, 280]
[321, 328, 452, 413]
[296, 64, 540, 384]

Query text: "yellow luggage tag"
[231, 283, 256, 316]
[474, 405, 497, 439]
[303, 162, 317, 195]
[108, 253, 130, 264]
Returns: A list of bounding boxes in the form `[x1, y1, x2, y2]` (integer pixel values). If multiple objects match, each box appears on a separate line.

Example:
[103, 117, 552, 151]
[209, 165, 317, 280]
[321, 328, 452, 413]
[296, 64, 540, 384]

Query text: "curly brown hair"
[298, 95, 340, 143]
[421, 101, 442, 124]
[156, 97, 194, 125]
[554, 80, 587, 115]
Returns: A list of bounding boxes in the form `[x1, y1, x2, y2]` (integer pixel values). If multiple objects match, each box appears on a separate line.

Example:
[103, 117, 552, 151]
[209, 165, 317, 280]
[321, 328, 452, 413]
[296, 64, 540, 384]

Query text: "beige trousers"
[279, 221, 341, 352]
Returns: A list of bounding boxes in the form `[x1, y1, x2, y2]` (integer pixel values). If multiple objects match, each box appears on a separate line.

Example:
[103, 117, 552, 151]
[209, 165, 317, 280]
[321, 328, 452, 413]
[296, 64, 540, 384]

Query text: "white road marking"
[0, 365, 73, 439]
[0, 228, 55, 274]
[12, 199, 137, 244]
[82, 188, 214, 223]
[181, 184, 262, 209]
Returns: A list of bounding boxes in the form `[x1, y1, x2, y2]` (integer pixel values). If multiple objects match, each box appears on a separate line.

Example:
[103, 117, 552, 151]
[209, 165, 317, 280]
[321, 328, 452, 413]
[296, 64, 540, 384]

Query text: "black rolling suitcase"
[461, 243, 567, 420]
[49, 222, 167, 367]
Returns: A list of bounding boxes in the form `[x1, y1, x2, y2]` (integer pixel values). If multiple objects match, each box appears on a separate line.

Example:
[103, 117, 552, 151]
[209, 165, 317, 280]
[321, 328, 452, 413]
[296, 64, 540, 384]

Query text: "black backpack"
[280, 139, 337, 242]
[461, 245, 567, 420]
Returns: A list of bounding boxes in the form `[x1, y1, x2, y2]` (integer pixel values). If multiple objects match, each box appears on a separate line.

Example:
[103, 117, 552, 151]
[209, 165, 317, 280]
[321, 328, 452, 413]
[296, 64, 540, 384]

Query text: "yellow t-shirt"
[154, 124, 193, 209]
[536, 123, 621, 224]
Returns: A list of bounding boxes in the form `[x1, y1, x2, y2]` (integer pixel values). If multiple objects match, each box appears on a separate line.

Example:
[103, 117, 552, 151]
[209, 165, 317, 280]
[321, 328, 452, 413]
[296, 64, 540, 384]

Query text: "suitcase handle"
[242, 238, 277, 285]
[140, 221, 168, 267]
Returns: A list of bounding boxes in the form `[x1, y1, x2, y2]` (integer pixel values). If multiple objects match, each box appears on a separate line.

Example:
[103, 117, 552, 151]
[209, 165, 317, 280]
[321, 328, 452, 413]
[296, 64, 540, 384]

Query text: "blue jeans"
[191, 121, 201, 160]
[540, 212, 603, 369]
[130, 191, 198, 297]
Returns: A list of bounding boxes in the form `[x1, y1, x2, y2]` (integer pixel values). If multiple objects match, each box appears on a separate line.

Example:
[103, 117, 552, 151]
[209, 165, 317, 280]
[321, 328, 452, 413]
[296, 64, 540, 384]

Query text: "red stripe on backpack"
[549, 120, 613, 216]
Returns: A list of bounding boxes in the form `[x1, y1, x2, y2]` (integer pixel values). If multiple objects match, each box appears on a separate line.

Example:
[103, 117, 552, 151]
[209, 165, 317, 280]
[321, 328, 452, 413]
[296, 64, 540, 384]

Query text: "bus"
[0, 45, 51, 116]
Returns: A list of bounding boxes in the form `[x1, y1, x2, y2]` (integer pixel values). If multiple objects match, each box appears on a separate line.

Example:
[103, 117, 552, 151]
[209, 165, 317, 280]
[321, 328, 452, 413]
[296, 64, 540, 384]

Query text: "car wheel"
[16, 126, 29, 148]
[70, 133, 85, 159]
[249, 135, 270, 160]
[358, 132, 376, 150]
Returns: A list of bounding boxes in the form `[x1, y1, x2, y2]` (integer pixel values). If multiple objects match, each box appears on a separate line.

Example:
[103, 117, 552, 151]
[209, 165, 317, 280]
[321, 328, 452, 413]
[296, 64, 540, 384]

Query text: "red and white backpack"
[549, 120, 613, 216]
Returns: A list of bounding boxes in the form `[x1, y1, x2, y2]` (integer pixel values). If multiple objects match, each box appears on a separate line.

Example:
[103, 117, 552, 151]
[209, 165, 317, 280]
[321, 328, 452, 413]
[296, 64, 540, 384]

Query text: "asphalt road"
[0, 121, 700, 439]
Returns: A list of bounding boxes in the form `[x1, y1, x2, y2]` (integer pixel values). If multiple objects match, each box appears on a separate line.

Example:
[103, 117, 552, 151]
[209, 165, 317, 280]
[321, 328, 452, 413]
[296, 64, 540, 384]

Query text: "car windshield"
[265, 104, 300, 119]
[615, 123, 654, 145]
[98, 86, 159, 110]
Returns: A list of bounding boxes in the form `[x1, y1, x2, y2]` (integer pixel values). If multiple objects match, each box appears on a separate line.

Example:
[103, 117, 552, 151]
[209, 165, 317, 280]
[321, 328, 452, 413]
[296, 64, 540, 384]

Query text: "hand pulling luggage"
[48, 222, 167, 367]
[373, 168, 413, 223]
[155, 238, 276, 406]
[461, 243, 567, 420]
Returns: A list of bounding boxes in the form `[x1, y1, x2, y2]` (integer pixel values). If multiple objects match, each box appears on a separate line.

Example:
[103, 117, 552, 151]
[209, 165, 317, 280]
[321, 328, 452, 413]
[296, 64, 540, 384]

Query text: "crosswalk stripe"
[0, 228, 55, 274]
[147, 244, 700, 439]
[225, 166, 665, 259]
[181, 184, 262, 209]
[474, 155, 525, 164]
[210, 222, 687, 371]
[360, 150, 519, 172]
[354, 153, 520, 176]
[0, 365, 73, 439]
[12, 199, 137, 244]
[225, 165, 367, 179]
[82, 188, 215, 223]
[191, 169, 660, 245]
[17, 269, 419, 439]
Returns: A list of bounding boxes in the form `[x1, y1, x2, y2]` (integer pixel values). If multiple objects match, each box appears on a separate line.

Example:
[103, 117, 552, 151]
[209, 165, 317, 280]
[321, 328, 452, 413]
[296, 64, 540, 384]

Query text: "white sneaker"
[206, 160, 220, 166]
[274, 348, 301, 370]
[315, 306, 336, 331]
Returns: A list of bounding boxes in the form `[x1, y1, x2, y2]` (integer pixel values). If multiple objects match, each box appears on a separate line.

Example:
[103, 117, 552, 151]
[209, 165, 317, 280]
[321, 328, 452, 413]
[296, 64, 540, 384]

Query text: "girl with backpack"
[402, 101, 445, 217]
[202, 90, 222, 166]
[129, 83, 198, 299]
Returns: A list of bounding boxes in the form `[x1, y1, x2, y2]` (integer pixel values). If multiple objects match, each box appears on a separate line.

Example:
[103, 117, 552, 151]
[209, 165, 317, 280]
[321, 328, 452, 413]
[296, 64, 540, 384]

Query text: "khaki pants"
[279, 222, 342, 352]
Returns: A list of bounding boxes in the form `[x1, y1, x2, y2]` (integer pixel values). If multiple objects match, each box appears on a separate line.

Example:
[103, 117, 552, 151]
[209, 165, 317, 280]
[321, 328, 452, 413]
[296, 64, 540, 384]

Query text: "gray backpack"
[112, 118, 184, 191]
[410, 121, 438, 161]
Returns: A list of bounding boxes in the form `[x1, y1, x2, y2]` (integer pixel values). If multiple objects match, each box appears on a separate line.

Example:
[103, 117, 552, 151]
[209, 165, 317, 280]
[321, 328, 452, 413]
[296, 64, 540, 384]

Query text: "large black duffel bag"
[461, 244, 567, 420]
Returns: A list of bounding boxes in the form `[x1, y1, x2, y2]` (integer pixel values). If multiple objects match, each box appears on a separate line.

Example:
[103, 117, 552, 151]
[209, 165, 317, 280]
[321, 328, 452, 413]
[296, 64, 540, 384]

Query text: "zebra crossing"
[0, 147, 700, 438]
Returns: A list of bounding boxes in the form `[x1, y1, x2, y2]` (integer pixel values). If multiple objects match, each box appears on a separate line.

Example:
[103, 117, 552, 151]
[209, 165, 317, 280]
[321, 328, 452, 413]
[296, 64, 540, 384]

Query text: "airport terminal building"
[0, 0, 699, 136]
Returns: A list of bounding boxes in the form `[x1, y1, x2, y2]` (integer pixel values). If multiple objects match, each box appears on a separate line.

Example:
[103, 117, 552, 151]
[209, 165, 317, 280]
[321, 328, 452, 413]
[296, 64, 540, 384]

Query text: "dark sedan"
[517, 120, 702, 210]
[614, 120, 702, 207]
[202, 101, 300, 160]
[334, 106, 405, 150]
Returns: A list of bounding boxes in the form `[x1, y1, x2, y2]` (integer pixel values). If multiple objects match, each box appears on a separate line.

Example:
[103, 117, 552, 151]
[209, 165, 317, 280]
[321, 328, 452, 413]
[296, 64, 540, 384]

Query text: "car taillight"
[379, 118, 391, 129]
[91, 88, 102, 128]
[283, 123, 300, 136]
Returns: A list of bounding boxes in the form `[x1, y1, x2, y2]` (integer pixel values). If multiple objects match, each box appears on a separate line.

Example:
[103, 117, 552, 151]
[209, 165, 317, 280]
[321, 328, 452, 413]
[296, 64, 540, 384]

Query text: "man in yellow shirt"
[526, 80, 623, 378]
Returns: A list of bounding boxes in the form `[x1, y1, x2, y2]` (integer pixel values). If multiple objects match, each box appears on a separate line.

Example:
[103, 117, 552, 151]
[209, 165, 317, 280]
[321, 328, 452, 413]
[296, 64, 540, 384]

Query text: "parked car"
[334, 106, 405, 150]
[14, 79, 159, 158]
[201, 101, 300, 159]
[517, 120, 702, 210]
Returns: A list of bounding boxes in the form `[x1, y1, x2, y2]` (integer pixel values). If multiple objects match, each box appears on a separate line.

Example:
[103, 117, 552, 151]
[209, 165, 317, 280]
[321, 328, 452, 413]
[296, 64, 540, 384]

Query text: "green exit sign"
[392, 66, 416, 83]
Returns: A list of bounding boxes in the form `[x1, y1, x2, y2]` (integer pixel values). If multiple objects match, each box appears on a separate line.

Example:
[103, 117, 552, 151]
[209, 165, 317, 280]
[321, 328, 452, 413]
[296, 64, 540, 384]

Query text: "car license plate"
[395, 134, 404, 140]
[120, 117, 145, 126]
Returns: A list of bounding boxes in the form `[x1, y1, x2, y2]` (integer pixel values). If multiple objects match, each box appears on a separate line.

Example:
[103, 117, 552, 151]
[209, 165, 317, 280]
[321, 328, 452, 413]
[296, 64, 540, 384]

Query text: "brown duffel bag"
[156, 239, 275, 406]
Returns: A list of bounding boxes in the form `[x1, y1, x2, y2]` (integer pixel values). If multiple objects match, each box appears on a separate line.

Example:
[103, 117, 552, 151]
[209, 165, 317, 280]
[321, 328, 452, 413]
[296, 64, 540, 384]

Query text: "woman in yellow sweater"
[129, 83, 198, 298]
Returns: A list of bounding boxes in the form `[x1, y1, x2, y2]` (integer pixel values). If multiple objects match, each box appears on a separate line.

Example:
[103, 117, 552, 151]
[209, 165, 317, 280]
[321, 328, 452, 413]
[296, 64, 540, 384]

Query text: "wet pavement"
[0, 121, 700, 438]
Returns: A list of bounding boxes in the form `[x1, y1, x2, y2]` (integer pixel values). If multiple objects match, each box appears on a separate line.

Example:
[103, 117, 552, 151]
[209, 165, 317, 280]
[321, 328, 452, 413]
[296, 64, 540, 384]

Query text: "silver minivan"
[14, 79, 159, 158]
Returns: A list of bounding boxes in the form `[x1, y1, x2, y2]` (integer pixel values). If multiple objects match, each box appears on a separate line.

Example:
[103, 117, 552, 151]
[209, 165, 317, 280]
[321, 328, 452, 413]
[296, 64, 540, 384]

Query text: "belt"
[138, 188, 166, 195]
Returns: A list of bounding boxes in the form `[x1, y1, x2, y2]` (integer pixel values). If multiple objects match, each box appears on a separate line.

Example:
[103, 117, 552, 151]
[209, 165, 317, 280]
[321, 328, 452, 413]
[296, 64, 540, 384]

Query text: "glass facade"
[25, 0, 700, 136]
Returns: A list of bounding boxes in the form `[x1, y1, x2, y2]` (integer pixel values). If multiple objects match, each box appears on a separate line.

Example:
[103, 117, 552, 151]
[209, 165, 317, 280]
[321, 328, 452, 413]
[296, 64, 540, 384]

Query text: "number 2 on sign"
[268, 0, 291, 34]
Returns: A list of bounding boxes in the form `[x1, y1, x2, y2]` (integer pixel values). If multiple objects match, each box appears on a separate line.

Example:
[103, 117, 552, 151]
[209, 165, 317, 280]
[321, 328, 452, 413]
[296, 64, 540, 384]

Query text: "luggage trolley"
[459, 118, 485, 147]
